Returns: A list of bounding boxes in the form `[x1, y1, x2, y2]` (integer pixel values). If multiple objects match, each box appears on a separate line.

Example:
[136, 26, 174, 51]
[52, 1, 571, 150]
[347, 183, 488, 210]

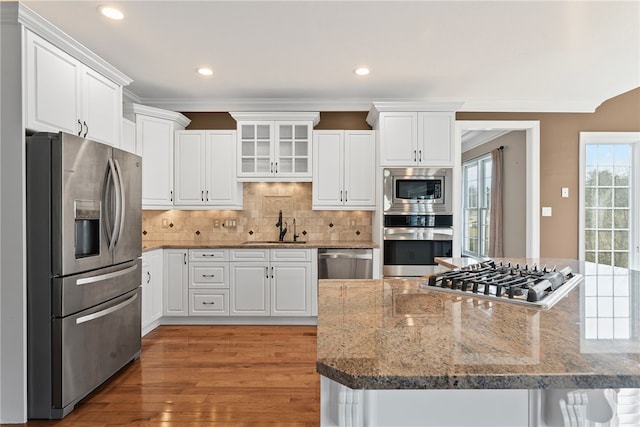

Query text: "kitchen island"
[317, 258, 640, 426]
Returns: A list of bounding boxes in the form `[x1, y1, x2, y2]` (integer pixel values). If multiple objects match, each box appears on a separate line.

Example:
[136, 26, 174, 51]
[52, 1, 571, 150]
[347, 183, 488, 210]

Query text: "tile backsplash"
[142, 182, 372, 242]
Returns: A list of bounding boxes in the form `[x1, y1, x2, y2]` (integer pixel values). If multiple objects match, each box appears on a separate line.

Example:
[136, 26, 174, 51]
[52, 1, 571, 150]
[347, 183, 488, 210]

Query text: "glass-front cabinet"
[231, 112, 319, 181]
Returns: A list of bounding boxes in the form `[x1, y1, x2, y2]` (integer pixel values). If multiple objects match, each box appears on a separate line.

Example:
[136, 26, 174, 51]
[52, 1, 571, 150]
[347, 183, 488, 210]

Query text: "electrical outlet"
[224, 219, 237, 228]
[213, 219, 220, 228]
[161, 218, 169, 228]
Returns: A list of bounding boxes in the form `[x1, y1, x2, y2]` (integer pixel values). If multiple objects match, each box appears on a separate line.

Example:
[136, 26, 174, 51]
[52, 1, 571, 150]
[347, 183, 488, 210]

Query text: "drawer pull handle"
[202, 301, 216, 305]
[202, 274, 216, 278]
[202, 254, 216, 257]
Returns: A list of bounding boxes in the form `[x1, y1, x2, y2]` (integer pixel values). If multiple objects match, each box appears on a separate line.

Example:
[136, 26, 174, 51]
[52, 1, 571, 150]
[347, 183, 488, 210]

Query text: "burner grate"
[420, 260, 582, 309]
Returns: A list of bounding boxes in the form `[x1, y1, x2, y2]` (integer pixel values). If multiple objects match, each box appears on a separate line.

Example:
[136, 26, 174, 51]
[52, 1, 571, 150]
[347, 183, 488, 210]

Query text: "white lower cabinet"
[230, 248, 312, 317]
[188, 249, 229, 316]
[163, 249, 188, 316]
[159, 247, 316, 321]
[141, 249, 163, 335]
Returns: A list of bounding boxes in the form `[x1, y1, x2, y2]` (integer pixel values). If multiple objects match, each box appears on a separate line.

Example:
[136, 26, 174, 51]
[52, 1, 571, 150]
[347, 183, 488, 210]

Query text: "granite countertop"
[316, 258, 640, 390]
[142, 239, 378, 251]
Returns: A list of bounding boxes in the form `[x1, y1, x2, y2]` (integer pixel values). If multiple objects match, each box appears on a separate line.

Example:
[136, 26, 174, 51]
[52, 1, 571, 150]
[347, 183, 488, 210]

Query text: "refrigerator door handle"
[75, 292, 138, 325]
[113, 158, 126, 249]
[75, 263, 138, 286]
[106, 158, 122, 251]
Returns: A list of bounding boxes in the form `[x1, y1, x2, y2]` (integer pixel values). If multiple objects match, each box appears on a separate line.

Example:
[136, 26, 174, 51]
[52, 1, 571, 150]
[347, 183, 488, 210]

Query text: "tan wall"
[458, 87, 640, 258]
[462, 131, 527, 257]
[142, 182, 372, 243]
[183, 111, 371, 130]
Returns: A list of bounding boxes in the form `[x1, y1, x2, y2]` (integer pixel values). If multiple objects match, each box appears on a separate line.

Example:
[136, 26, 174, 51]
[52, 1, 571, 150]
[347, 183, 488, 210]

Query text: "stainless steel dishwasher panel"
[318, 248, 373, 279]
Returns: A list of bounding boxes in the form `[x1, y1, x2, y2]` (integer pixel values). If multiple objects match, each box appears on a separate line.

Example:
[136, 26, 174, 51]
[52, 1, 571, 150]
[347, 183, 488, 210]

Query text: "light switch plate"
[561, 187, 569, 198]
[542, 207, 552, 217]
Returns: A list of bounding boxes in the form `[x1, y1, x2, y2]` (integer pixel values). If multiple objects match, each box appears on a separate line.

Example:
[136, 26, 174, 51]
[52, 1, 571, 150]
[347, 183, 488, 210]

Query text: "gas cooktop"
[420, 259, 583, 309]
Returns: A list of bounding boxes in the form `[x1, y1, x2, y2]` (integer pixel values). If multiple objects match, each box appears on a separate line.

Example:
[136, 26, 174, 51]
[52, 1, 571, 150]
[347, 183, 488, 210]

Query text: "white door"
[138, 115, 175, 207]
[275, 122, 312, 178]
[418, 112, 454, 166]
[82, 67, 121, 146]
[230, 263, 270, 316]
[206, 130, 241, 206]
[344, 131, 375, 207]
[148, 250, 164, 322]
[174, 131, 205, 205]
[163, 250, 188, 316]
[378, 112, 417, 166]
[313, 131, 344, 207]
[25, 31, 81, 136]
[580, 132, 640, 270]
[271, 263, 311, 316]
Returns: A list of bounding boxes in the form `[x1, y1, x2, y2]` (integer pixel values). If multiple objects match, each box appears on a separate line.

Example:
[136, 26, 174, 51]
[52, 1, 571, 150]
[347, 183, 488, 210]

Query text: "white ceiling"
[21, 0, 640, 112]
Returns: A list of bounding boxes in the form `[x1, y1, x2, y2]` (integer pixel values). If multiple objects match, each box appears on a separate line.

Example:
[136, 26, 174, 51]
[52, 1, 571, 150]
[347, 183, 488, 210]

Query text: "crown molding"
[15, 3, 132, 87]
[123, 103, 191, 127]
[229, 112, 320, 126]
[458, 99, 601, 113]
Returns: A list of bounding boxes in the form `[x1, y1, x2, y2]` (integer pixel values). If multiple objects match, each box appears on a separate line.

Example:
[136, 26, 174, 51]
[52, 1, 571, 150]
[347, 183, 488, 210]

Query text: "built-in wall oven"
[383, 168, 453, 277]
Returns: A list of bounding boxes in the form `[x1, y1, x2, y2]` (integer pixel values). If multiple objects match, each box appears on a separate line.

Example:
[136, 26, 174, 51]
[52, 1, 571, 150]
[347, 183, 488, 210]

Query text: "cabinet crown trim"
[125, 103, 191, 127]
[229, 112, 320, 126]
[15, 3, 132, 86]
[366, 102, 463, 127]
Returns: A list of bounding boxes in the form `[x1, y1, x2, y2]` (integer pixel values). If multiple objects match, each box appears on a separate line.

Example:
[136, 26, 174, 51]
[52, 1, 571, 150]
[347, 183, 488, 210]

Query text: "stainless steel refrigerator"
[26, 132, 142, 419]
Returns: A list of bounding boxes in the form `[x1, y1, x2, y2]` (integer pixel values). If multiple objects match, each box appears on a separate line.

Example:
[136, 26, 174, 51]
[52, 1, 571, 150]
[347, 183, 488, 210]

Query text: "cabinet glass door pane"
[242, 158, 255, 173]
[295, 158, 308, 173]
[280, 141, 293, 156]
[242, 141, 255, 156]
[256, 125, 270, 140]
[256, 158, 271, 173]
[279, 125, 293, 140]
[279, 158, 293, 173]
[294, 125, 308, 139]
[295, 140, 308, 156]
[257, 141, 270, 156]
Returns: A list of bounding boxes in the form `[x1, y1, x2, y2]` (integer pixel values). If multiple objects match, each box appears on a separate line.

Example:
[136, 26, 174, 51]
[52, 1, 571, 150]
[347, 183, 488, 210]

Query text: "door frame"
[454, 121, 540, 258]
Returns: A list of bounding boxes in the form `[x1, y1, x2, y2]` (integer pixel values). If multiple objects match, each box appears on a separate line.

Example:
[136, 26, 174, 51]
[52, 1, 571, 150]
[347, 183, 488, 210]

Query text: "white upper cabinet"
[367, 103, 461, 167]
[231, 112, 320, 182]
[126, 104, 191, 209]
[25, 31, 122, 147]
[313, 130, 376, 210]
[174, 130, 242, 209]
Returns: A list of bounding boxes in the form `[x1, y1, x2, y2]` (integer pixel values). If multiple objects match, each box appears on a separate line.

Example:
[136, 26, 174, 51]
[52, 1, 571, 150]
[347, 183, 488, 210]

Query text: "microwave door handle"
[107, 158, 121, 251]
[113, 158, 126, 248]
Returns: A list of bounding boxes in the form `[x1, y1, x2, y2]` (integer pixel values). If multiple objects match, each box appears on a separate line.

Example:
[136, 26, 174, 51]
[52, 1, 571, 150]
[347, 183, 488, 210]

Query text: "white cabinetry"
[141, 250, 163, 336]
[163, 249, 188, 316]
[174, 130, 242, 209]
[125, 104, 191, 209]
[313, 130, 376, 210]
[25, 30, 123, 146]
[229, 249, 312, 317]
[121, 118, 136, 154]
[230, 112, 320, 181]
[367, 104, 460, 167]
[188, 249, 230, 316]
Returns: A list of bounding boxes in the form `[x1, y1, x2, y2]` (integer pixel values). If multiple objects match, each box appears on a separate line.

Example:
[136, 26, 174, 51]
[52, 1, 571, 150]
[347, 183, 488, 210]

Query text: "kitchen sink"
[242, 240, 307, 244]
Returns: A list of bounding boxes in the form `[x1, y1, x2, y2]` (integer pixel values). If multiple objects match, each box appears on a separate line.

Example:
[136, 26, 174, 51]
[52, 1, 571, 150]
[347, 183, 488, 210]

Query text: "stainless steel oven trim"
[384, 227, 453, 241]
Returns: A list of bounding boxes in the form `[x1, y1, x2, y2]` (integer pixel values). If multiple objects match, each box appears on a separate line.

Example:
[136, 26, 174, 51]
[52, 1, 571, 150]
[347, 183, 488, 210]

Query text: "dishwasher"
[318, 248, 373, 279]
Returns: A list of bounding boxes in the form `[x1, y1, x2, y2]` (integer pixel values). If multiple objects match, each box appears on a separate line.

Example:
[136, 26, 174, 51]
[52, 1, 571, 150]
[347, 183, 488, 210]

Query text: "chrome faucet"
[276, 210, 287, 241]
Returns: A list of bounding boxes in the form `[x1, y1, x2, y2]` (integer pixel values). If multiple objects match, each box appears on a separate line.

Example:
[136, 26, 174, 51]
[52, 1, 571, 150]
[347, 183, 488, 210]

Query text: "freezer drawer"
[53, 259, 141, 317]
[52, 288, 141, 410]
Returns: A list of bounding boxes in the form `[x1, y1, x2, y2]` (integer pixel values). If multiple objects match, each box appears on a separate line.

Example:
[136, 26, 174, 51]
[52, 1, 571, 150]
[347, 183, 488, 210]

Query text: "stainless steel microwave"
[383, 167, 452, 214]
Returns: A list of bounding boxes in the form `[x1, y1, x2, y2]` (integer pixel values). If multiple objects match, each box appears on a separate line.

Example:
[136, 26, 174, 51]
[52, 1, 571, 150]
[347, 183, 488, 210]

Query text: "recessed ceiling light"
[98, 5, 124, 20]
[197, 67, 214, 76]
[354, 67, 370, 76]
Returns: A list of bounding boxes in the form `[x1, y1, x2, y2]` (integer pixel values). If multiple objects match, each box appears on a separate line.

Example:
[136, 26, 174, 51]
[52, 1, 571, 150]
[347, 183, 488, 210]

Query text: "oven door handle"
[384, 227, 453, 241]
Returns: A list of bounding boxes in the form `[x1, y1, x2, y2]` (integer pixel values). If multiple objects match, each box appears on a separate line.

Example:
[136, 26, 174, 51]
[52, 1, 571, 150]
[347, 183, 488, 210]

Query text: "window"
[462, 154, 492, 257]
[579, 132, 640, 342]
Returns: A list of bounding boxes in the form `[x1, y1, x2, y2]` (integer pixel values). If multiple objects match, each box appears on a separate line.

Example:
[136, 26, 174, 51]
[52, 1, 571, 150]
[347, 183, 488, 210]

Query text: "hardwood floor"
[21, 325, 320, 426]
